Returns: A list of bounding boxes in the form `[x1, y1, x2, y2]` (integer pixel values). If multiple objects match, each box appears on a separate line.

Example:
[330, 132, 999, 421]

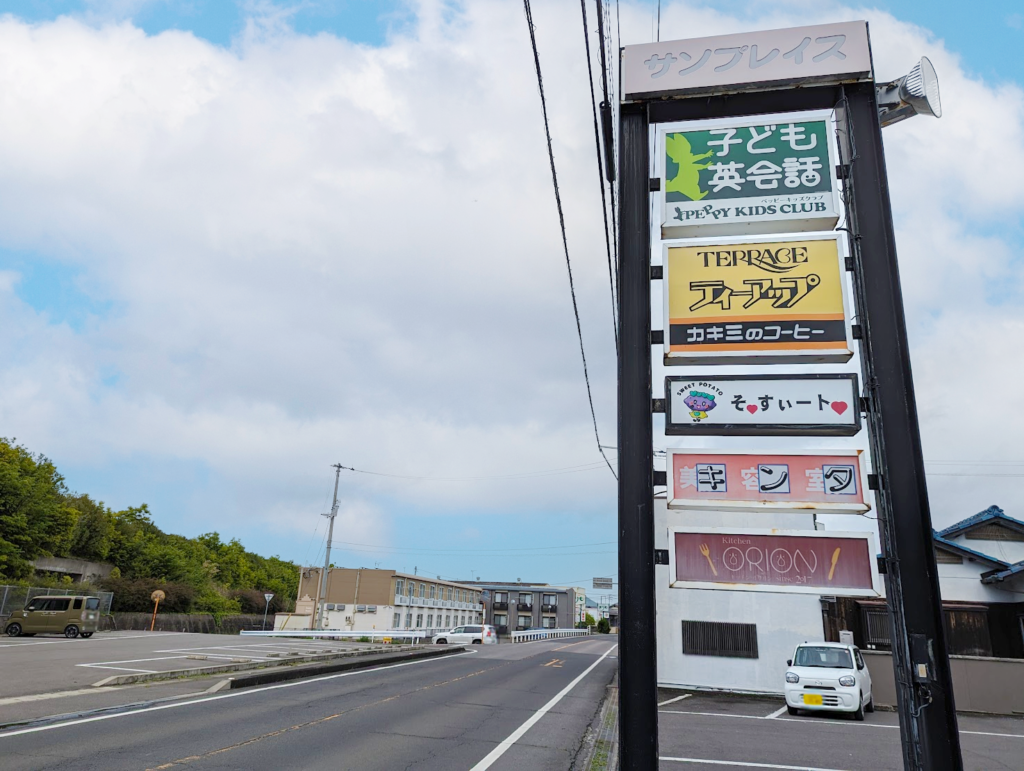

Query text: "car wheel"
[787, 706, 799, 716]
[472, 639, 482, 644]
[866, 697, 874, 713]
[5, 623, 21, 637]
[853, 694, 865, 721]
[81, 632, 94, 639]
[435, 638, 447, 645]
[64, 625, 80, 639]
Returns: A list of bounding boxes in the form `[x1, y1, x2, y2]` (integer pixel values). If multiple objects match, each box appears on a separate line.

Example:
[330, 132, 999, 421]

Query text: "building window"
[460, 615, 466, 625]
[429, 585, 436, 600]
[681, 620, 759, 659]
[495, 592, 508, 603]
[543, 594, 556, 606]
[446, 587, 452, 601]
[396, 579, 404, 596]
[517, 615, 531, 628]
[543, 617, 556, 628]
[405, 612, 412, 628]
[494, 613, 507, 626]
[445, 614, 451, 628]
[393, 613, 401, 628]
[426, 614, 433, 627]
[519, 593, 533, 607]
[419, 583, 425, 598]
[415, 613, 423, 628]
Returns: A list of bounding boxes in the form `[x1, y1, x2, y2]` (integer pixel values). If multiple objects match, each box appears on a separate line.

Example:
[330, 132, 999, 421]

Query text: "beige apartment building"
[276, 567, 484, 633]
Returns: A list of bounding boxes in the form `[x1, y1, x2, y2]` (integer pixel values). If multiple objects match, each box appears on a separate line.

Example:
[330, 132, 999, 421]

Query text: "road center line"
[662, 757, 848, 771]
[658, 694, 692, 707]
[469, 644, 618, 771]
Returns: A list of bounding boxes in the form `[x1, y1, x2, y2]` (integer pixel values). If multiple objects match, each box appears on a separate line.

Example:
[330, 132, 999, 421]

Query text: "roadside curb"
[227, 645, 467, 689]
[90, 644, 428, 687]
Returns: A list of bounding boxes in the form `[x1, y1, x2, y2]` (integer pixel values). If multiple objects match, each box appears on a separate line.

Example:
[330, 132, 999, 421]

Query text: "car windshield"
[794, 646, 853, 669]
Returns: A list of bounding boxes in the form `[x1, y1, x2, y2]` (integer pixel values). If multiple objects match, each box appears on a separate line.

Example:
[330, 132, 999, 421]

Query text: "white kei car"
[784, 642, 874, 720]
[431, 624, 498, 645]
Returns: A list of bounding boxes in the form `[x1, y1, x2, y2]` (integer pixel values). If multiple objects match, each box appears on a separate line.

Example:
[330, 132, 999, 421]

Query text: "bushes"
[597, 617, 611, 634]
[100, 577, 197, 613]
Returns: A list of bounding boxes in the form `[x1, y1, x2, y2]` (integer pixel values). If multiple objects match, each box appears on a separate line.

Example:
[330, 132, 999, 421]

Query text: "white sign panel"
[622, 21, 872, 100]
[665, 373, 860, 436]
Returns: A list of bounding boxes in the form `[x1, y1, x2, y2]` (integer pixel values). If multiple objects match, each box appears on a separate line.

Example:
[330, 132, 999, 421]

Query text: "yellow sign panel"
[664, 234, 851, 364]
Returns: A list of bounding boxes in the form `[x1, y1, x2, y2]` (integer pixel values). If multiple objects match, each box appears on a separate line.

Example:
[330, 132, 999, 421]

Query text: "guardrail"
[239, 630, 437, 643]
[510, 628, 592, 643]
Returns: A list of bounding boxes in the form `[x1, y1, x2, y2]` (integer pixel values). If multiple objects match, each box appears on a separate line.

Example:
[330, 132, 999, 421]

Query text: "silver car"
[432, 624, 498, 645]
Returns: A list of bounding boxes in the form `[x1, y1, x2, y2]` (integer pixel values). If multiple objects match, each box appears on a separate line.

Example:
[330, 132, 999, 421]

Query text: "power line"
[330, 539, 616, 554]
[336, 460, 607, 482]
[521, 0, 617, 481]
[580, 0, 618, 354]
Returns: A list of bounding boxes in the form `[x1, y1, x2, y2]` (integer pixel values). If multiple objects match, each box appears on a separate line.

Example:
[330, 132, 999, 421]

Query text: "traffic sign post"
[263, 593, 275, 632]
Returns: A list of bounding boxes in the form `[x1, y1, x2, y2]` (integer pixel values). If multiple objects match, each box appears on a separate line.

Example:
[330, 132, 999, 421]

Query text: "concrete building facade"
[465, 582, 578, 635]
[278, 567, 483, 634]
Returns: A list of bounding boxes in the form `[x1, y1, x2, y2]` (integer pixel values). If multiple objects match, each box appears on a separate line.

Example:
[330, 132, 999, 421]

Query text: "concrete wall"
[937, 559, 1024, 603]
[863, 651, 1024, 715]
[110, 613, 265, 634]
[32, 557, 113, 582]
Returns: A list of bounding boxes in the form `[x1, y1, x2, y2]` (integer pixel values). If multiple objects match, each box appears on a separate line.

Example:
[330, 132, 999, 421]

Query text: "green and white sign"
[660, 110, 839, 238]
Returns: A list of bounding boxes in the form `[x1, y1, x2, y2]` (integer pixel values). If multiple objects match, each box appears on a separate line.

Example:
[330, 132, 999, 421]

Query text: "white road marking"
[0, 634, 168, 648]
[469, 644, 618, 771]
[0, 649, 476, 737]
[659, 708, 1024, 739]
[765, 705, 789, 719]
[84, 666, 156, 673]
[658, 694, 692, 707]
[76, 656, 190, 667]
[662, 757, 848, 771]
[0, 686, 131, 706]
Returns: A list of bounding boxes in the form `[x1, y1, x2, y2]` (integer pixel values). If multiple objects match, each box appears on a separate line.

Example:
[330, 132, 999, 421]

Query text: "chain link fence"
[0, 585, 114, 619]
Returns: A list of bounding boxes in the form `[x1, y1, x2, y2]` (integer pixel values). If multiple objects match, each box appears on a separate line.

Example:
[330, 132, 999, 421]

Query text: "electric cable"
[336, 460, 606, 482]
[521, 0, 617, 481]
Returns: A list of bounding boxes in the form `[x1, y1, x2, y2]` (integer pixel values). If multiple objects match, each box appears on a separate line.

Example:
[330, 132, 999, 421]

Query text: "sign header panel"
[593, 577, 614, 590]
[622, 21, 871, 100]
[665, 373, 860, 436]
[659, 111, 840, 237]
[667, 449, 869, 513]
[664, 233, 850, 364]
[672, 530, 875, 594]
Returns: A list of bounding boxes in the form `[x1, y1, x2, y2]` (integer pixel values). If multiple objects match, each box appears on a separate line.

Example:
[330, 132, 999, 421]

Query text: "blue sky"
[1, 0, 1022, 593]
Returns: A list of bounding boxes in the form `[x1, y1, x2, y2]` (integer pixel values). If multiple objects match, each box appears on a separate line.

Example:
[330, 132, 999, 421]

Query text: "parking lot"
[656, 689, 1024, 770]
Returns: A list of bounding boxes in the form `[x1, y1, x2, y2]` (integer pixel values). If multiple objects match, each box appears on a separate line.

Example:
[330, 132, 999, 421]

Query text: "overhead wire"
[580, 0, 618, 353]
[331, 539, 616, 553]
[521, 0, 617, 481]
[336, 460, 607, 482]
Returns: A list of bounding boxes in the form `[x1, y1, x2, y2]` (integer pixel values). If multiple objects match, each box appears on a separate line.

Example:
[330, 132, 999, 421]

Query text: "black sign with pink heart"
[664, 373, 861, 436]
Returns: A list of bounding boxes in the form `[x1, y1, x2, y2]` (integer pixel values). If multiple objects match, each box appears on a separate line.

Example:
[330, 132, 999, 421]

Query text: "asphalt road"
[656, 689, 1024, 771]
[0, 635, 619, 770]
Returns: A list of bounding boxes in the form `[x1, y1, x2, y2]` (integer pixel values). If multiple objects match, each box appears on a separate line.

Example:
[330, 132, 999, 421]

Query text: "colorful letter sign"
[665, 373, 860, 436]
[667, 449, 869, 513]
[663, 233, 850, 364]
[622, 21, 871, 100]
[659, 110, 840, 238]
[672, 530, 875, 595]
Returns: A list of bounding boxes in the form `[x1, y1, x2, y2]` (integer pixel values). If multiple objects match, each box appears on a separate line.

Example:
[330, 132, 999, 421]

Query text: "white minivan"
[432, 625, 497, 645]
[784, 642, 873, 720]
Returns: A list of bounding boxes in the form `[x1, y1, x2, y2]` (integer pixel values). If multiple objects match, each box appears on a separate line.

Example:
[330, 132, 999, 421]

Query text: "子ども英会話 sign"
[663, 233, 850, 364]
[671, 529, 876, 595]
[666, 449, 869, 513]
[665, 373, 860, 436]
[659, 110, 840, 238]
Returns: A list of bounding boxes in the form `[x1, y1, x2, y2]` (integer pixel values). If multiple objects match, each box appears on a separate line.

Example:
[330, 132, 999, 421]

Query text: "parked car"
[432, 624, 497, 645]
[4, 595, 101, 639]
[784, 642, 873, 720]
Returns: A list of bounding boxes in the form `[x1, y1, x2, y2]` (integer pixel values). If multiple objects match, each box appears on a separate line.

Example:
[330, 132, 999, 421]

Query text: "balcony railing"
[541, 604, 557, 613]
[516, 603, 533, 612]
[492, 602, 508, 611]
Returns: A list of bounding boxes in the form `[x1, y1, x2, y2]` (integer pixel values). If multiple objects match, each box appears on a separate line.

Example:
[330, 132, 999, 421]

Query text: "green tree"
[0, 438, 76, 579]
[66, 494, 115, 562]
[597, 617, 611, 634]
[578, 612, 596, 629]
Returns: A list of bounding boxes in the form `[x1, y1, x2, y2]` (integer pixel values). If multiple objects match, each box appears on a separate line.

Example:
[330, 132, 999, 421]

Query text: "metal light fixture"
[876, 56, 942, 127]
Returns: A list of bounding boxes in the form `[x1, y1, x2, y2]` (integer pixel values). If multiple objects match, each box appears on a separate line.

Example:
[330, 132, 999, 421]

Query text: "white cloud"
[0, 0, 1021, 545]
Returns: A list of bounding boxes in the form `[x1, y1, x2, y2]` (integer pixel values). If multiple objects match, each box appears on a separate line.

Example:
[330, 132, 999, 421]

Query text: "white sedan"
[784, 642, 873, 720]
[432, 625, 498, 645]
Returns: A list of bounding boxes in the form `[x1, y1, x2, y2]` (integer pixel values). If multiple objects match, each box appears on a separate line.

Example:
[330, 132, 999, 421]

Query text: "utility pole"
[315, 464, 342, 631]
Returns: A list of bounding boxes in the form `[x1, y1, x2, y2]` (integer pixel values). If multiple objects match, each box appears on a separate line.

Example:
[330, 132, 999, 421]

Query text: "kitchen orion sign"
[666, 449, 869, 513]
[659, 110, 840, 237]
[672, 529, 876, 595]
[665, 373, 860, 436]
[663, 233, 851, 364]
[622, 21, 871, 100]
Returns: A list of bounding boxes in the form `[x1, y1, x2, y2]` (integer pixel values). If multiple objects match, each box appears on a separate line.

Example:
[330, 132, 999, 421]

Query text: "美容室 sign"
[665, 373, 860, 436]
[658, 110, 840, 238]
[663, 233, 851, 364]
[667, 449, 869, 513]
[672, 529, 876, 596]
[621, 21, 871, 100]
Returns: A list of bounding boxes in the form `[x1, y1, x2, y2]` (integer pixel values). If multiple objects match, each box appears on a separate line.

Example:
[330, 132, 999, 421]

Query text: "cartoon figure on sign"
[665, 133, 713, 201]
[684, 391, 717, 421]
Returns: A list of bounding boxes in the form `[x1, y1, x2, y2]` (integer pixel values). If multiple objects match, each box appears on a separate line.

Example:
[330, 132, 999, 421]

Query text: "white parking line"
[76, 656, 190, 669]
[658, 708, 1024, 739]
[765, 705, 789, 719]
[0, 634, 168, 648]
[86, 666, 156, 673]
[658, 694, 692, 707]
[469, 644, 618, 771]
[662, 758, 848, 770]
